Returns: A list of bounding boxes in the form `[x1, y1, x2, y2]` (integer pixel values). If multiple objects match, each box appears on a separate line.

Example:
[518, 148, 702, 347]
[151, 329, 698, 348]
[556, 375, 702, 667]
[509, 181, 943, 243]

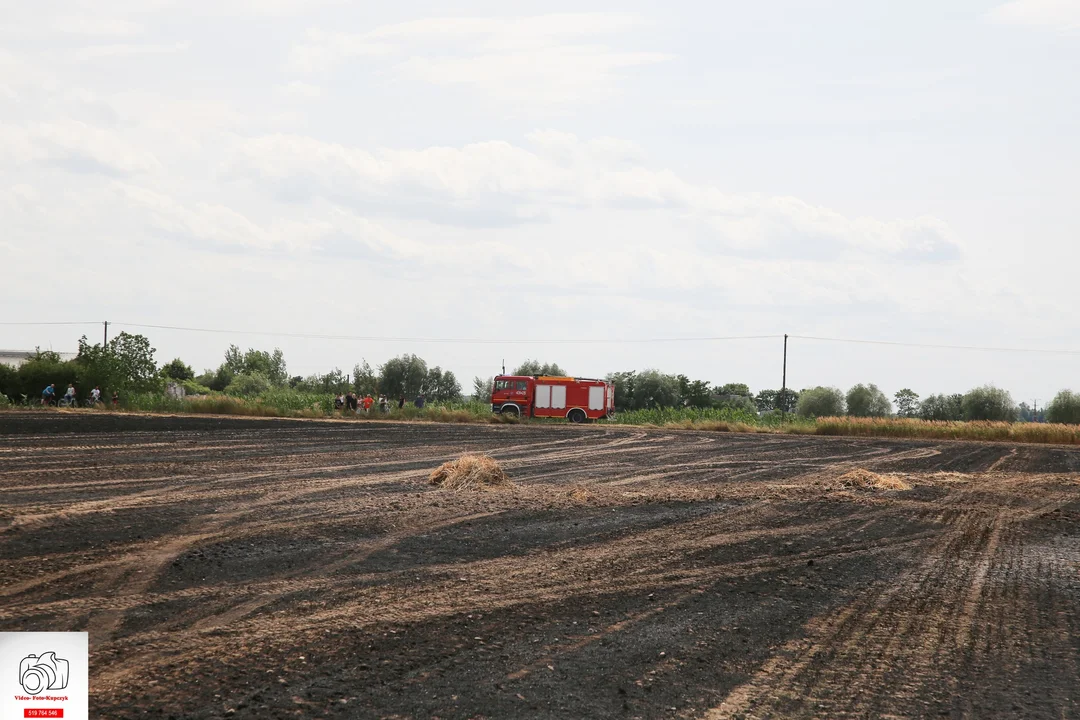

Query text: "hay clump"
[429, 454, 512, 491]
[835, 468, 912, 491]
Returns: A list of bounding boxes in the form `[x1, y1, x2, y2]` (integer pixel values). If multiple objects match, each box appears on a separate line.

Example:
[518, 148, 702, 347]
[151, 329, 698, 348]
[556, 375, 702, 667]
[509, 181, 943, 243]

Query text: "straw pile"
[429, 454, 512, 491]
[835, 468, 913, 491]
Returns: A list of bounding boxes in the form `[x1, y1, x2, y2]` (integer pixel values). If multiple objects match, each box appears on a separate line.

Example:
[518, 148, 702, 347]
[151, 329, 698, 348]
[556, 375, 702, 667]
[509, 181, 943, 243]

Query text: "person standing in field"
[414, 394, 426, 409]
[362, 394, 374, 414]
[398, 395, 405, 410]
[378, 395, 388, 413]
[112, 390, 119, 407]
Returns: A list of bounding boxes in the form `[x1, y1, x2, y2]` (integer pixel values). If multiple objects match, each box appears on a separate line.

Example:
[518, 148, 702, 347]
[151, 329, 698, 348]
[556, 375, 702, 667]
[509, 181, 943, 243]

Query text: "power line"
[6, 320, 1080, 355]
[0, 321, 102, 326]
[110, 322, 782, 345]
[789, 335, 1080, 356]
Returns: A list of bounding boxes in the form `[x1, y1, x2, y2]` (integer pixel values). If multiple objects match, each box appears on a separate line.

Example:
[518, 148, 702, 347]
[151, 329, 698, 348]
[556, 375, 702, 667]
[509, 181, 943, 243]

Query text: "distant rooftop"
[0, 350, 78, 368]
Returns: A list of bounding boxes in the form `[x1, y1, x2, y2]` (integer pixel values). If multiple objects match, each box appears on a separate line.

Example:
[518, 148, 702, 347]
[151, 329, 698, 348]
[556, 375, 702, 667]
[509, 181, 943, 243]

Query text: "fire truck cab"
[491, 375, 615, 423]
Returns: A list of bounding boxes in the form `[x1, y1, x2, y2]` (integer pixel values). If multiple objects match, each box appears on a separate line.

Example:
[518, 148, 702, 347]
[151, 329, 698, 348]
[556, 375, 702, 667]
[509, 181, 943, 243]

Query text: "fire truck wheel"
[502, 405, 520, 418]
[568, 409, 587, 424]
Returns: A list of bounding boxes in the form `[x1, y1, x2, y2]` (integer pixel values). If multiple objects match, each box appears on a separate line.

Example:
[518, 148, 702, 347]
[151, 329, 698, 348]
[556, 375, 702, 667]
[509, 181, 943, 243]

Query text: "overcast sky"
[2, 0, 1078, 402]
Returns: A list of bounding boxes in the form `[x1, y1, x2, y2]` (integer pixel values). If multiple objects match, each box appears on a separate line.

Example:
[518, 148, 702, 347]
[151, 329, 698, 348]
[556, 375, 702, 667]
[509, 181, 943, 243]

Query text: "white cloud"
[51, 15, 143, 36]
[222, 131, 960, 261]
[73, 42, 190, 61]
[287, 13, 670, 105]
[277, 81, 323, 99]
[987, 0, 1080, 30]
[28, 120, 162, 175]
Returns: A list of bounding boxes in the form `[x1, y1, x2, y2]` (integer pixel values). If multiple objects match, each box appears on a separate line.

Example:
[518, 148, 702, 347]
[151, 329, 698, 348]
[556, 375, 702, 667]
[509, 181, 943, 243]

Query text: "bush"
[225, 372, 271, 397]
[920, 393, 964, 421]
[962, 385, 1017, 422]
[796, 387, 846, 418]
[846, 383, 892, 417]
[1046, 390, 1080, 425]
[0, 393, 10, 407]
[180, 379, 212, 395]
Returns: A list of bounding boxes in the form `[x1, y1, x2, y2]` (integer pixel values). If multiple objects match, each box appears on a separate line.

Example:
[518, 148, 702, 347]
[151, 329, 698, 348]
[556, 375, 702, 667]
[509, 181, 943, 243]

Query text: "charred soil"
[1, 412, 1078, 719]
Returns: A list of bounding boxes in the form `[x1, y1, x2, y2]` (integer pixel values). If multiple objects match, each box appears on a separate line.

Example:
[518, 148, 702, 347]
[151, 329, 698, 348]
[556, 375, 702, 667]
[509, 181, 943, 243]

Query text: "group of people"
[333, 392, 427, 414]
[40, 384, 115, 407]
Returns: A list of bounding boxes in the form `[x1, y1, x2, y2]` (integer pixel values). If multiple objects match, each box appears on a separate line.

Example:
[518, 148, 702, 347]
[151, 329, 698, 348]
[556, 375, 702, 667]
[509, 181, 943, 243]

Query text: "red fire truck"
[490, 375, 615, 422]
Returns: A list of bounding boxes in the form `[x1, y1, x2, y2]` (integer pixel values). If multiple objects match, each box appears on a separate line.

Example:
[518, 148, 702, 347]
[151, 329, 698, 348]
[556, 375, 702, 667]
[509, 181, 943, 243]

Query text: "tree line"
[486, 366, 1080, 425]
[2, 339, 1080, 425]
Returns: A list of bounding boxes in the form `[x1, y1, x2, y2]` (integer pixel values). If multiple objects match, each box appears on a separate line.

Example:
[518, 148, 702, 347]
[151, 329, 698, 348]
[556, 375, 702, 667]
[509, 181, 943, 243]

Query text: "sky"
[2, 0, 1078, 404]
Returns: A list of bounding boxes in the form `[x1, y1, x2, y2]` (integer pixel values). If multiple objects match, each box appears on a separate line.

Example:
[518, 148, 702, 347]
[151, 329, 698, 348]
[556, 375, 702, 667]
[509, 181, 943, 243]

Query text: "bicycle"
[58, 396, 78, 408]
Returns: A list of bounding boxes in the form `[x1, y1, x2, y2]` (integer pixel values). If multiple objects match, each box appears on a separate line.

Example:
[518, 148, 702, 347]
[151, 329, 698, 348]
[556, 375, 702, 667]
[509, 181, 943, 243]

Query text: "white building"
[0, 350, 78, 368]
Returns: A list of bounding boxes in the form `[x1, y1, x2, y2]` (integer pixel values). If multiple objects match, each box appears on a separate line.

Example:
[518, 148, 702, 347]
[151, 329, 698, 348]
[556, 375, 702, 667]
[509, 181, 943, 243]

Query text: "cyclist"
[41, 384, 56, 405]
[63, 384, 76, 406]
[90, 386, 102, 405]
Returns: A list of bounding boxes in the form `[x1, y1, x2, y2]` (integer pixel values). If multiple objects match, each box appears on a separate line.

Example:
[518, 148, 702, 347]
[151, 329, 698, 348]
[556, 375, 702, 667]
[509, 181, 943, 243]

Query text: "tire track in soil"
[703, 475, 1079, 720]
[3, 413, 1079, 719]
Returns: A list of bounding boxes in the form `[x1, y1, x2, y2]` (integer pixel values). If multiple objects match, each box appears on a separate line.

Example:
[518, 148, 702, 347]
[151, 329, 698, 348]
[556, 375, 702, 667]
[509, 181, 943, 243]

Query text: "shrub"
[796, 387, 846, 418]
[920, 393, 964, 421]
[846, 383, 892, 417]
[180, 379, 213, 395]
[962, 385, 1017, 422]
[224, 373, 271, 397]
[1046, 390, 1080, 425]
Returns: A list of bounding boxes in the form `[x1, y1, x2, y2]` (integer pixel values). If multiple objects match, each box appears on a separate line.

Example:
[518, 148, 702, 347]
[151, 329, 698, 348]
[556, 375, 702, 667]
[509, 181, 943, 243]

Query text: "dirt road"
[1, 412, 1078, 718]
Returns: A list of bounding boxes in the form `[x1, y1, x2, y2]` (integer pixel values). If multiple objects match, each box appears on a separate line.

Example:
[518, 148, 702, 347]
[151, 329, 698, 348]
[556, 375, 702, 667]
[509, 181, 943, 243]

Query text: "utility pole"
[781, 334, 788, 421]
[502, 358, 505, 375]
[103, 321, 109, 347]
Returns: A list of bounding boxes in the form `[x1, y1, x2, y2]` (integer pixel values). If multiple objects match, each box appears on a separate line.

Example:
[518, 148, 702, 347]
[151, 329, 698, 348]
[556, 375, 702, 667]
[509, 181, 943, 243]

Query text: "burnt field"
[1, 412, 1079, 719]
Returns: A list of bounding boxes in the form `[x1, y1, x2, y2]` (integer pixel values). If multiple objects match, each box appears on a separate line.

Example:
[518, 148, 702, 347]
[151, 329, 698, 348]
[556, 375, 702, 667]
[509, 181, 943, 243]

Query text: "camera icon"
[19, 652, 69, 695]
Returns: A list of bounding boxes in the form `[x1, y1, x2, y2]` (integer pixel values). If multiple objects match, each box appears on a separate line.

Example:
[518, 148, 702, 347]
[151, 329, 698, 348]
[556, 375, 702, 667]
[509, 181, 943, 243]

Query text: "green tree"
[718, 383, 751, 398]
[961, 385, 1017, 422]
[513, 360, 566, 377]
[424, 366, 462, 403]
[76, 333, 158, 395]
[161, 358, 195, 381]
[472, 376, 493, 402]
[920, 393, 964, 421]
[0, 362, 17, 402]
[755, 388, 798, 413]
[225, 372, 271, 397]
[846, 383, 892, 417]
[215, 345, 287, 387]
[606, 371, 637, 411]
[755, 389, 778, 412]
[631, 369, 681, 409]
[677, 376, 713, 408]
[1046, 390, 1080, 425]
[13, 350, 79, 402]
[223, 345, 244, 375]
[894, 388, 920, 418]
[352, 361, 377, 395]
[796, 387, 845, 418]
[379, 354, 429, 399]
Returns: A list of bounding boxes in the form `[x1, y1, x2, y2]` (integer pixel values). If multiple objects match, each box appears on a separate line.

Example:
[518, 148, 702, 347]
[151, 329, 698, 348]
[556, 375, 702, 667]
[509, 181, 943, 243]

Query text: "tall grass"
[611, 406, 761, 427]
[812, 416, 1080, 445]
[14, 390, 1080, 445]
